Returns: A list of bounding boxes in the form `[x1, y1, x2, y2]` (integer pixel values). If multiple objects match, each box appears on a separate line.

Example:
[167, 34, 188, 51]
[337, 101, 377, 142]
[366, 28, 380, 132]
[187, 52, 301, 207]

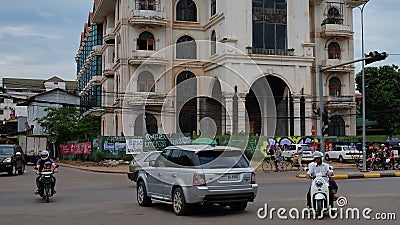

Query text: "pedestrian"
[293, 147, 304, 170]
[274, 145, 283, 172]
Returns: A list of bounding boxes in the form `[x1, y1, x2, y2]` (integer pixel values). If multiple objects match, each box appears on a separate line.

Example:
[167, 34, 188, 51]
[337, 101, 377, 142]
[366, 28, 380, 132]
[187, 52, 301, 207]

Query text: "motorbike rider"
[306, 151, 339, 207]
[34, 150, 57, 195]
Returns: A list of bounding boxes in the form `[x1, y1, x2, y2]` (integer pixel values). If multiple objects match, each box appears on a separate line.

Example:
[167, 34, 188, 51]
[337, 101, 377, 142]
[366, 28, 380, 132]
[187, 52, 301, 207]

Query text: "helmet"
[313, 151, 324, 160]
[41, 150, 49, 160]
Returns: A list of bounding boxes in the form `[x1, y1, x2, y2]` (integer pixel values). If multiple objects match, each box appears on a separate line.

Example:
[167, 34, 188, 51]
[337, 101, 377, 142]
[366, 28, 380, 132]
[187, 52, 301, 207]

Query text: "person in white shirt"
[306, 151, 338, 207]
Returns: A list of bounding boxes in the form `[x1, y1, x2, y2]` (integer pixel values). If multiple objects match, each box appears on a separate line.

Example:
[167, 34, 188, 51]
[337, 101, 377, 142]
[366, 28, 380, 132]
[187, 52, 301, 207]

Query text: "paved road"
[0, 166, 399, 225]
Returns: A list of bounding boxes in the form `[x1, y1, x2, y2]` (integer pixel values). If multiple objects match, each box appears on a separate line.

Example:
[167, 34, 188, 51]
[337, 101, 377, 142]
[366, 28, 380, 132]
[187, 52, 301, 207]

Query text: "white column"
[237, 93, 247, 134]
[293, 96, 301, 136]
[224, 93, 235, 134]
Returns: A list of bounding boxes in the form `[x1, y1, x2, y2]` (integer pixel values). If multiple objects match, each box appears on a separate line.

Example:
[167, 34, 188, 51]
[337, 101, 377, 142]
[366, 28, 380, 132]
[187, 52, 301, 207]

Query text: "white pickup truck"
[325, 145, 362, 163]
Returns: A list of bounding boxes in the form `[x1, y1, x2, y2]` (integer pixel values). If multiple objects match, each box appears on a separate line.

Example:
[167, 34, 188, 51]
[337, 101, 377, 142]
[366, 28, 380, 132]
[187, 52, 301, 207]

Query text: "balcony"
[321, 23, 353, 38]
[125, 92, 166, 106]
[129, 50, 167, 65]
[324, 95, 355, 109]
[129, 9, 167, 26]
[344, 0, 369, 8]
[92, 45, 102, 55]
[321, 2, 353, 38]
[322, 59, 355, 73]
[103, 28, 115, 44]
[103, 64, 115, 77]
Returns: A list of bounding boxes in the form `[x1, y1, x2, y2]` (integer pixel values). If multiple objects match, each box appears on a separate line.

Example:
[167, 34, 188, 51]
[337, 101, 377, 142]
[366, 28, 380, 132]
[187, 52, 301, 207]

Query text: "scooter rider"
[34, 150, 57, 195]
[306, 151, 338, 207]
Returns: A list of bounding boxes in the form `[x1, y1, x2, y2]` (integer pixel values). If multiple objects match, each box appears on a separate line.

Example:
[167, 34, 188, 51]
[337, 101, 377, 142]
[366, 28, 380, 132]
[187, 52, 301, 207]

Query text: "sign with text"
[60, 142, 91, 155]
[126, 138, 143, 154]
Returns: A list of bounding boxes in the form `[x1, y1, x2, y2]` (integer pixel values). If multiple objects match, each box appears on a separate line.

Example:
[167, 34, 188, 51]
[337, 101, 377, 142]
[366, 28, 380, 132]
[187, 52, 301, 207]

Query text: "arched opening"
[134, 113, 158, 136]
[246, 75, 292, 136]
[176, 35, 196, 59]
[199, 79, 223, 136]
[176, 0, 197, 22]
[137, 71, 155, 92]
[328, 42, 340, 59]
[176, 71, 197, 136]
[211, 30, 217, 55]
[137, 31, 155, 51]
[329, 115, 345, 136]
[329, 77, 341, 97]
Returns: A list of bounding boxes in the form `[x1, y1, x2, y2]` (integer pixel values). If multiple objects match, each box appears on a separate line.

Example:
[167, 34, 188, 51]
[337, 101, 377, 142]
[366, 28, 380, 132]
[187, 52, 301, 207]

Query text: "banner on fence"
[60, 142, 92, 155]
[126, 138, 143, 154]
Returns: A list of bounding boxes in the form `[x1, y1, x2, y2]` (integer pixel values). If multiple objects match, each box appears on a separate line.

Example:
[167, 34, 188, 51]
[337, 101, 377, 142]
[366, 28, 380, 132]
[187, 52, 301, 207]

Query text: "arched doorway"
[134, 113, 158, 136]
[199, 79, 223, 136]
[246, 75, 293, 136]
[329, 115, 345, 136]
[176, 71, 197, 136]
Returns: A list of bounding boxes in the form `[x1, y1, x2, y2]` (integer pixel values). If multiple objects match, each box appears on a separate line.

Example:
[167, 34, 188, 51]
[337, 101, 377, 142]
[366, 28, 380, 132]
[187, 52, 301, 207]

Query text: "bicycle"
[262, 156, 274, 172]
[262, 156, 287, 172]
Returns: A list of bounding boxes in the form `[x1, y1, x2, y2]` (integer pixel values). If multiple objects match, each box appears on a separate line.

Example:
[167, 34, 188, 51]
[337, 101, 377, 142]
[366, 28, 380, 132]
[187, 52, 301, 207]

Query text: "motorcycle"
[34, 165, 59, 203]
[309, 173, 332, 219]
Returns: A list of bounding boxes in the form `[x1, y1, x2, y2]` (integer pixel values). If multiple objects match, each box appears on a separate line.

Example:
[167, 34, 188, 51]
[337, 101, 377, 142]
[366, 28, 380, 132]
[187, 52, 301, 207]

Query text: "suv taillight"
[251, 173, 256, 184]
[193, 173, 206, 186]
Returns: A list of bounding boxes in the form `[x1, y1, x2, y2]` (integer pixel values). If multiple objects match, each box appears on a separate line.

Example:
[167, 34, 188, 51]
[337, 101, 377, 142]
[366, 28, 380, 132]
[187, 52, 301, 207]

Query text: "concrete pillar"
[293, 96, 301, 136]
[223, 93, 235, 134]
[237, 93, 247, 134]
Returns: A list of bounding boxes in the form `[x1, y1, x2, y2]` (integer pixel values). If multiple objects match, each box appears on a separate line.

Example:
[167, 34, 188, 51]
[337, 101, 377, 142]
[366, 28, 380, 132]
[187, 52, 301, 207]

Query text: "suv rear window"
[196, 150, 249, 169]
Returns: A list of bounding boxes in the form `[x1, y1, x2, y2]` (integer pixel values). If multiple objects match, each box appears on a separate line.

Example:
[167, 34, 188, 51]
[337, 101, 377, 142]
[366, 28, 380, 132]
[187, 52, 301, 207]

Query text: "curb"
[58, 163, 127, 175]
[297, 172, 400, 180]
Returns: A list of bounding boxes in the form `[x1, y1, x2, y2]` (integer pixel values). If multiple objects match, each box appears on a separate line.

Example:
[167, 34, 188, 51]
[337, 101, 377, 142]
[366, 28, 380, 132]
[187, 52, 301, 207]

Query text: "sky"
[0, 0, 399, 83]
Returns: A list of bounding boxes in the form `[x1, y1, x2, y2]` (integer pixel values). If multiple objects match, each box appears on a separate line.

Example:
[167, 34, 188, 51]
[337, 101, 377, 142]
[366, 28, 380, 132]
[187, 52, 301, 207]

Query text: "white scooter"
[309, 172, 332, 219]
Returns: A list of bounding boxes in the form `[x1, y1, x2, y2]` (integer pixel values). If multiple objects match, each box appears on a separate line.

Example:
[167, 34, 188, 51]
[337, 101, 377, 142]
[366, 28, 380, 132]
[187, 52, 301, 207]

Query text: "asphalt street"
[0, 166, 399, 225]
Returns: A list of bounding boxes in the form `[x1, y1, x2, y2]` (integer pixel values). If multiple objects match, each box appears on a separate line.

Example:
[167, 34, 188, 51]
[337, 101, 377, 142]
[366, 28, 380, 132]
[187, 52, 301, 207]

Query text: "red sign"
[60, 142, 92, 155]
[311, 125, 316, 136]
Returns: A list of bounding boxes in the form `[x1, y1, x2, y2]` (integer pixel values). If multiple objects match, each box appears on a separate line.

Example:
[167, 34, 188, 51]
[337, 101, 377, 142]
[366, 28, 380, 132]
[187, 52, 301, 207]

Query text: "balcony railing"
[248, 47, 294, 56]
[324, 95, 355, 103]
[130, 1, 166, 26]
[129, 50, 167, 65]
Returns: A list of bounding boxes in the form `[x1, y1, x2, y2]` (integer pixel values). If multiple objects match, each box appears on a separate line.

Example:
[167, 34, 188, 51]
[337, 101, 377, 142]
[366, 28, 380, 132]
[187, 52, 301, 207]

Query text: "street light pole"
[359, 1, 369, 172]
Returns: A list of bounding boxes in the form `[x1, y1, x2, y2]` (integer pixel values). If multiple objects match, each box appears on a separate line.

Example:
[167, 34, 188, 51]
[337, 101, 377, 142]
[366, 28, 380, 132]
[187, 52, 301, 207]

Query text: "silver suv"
[136, 145, 258, 215]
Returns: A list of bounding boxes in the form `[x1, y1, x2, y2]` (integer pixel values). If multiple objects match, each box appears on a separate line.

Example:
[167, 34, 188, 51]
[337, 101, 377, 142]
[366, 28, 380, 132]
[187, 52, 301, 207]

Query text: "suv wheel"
[172, 187, 190, 216]
[339, 156, 344, 163]
[18, 164, 25, 175]
[137, 181, 152, 207]
[230, 202, 248, 211]
[325, 155, 330, 161]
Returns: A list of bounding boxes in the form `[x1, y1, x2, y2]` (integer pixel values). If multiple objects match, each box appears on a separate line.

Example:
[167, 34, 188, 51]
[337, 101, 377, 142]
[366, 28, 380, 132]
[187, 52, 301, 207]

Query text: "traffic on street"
[0, 163, 398, 225]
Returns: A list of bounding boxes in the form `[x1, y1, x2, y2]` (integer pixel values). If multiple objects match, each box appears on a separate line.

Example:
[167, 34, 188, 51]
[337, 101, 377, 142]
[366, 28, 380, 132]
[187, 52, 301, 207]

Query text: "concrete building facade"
[79, 0, 364, 138]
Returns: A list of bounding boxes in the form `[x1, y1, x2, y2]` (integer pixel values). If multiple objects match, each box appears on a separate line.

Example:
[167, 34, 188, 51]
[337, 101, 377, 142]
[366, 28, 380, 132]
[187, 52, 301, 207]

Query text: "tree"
[356, 65, 400, 135]
[36, 107, 100, 143]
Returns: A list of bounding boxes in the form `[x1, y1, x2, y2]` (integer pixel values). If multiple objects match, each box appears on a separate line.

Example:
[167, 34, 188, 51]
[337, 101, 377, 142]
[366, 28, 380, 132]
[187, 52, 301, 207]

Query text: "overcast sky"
[0, 0, 398, 83]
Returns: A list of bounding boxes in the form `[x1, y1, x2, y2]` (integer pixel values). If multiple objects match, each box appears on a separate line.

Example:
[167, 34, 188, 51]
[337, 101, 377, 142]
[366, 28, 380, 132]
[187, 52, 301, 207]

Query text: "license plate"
[220, 174, 239, 181]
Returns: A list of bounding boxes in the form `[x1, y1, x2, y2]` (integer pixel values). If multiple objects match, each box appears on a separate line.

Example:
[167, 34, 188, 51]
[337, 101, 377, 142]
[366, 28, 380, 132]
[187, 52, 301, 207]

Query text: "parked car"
[283, 144, 314, 162]
[325, 145, 362, 163]
[0, 144, 25, 176]
[136, 145, 258, 215]
[127, 151, 161, 182]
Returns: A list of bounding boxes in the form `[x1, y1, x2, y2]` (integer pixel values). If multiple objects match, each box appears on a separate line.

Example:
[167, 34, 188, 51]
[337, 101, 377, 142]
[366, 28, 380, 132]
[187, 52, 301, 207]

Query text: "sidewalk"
[58, 162, 128, 174]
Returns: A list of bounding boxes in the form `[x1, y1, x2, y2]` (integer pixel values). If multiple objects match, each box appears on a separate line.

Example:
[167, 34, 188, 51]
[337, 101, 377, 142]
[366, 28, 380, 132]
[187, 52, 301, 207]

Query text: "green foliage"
[356, 65, 400, 135]
[36, 107, 100, 143]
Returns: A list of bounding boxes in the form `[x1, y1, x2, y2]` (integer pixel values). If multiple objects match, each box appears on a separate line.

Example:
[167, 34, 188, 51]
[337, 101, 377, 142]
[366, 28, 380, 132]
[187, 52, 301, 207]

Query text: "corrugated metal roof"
[2, 77, 76, 91]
